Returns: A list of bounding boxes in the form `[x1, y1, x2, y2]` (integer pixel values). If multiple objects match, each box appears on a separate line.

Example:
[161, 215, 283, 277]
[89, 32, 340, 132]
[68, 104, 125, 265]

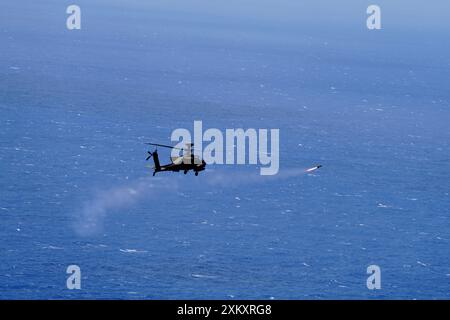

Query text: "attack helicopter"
[145, 143, 206, 176]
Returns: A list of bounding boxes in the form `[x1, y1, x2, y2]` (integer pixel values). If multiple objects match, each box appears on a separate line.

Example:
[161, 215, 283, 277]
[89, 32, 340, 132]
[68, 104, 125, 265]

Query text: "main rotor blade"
[145, 143, 183, 150]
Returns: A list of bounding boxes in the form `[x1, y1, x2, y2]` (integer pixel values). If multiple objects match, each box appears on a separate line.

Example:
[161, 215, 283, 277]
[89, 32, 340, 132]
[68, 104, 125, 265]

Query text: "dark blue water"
[1, 0, 450, 299]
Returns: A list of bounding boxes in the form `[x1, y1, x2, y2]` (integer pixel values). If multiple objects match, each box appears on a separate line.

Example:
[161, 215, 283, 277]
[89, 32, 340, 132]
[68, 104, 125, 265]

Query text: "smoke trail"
[74, 177, 170, 236]
[206, 167, 312, 187]
[74, 167, 318, 236]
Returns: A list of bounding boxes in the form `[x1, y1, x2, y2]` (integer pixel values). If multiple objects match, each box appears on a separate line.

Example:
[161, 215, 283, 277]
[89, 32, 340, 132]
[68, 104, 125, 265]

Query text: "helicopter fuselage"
[150, 150, 206, 176]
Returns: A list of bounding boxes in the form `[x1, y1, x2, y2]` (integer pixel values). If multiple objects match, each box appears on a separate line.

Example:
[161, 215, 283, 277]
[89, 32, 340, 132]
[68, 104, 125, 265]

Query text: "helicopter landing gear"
[184, 170, 188, 174]
[195, 171, 199, 176]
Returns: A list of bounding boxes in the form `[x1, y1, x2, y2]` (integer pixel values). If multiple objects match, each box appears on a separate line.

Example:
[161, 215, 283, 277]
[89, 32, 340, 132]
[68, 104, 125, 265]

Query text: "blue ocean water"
[1, 0, 450, 299]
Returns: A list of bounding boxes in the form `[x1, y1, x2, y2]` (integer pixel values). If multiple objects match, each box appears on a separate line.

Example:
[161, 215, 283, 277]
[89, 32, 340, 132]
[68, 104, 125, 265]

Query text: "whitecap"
[119, 249, 147, 253]
[191, 273, 217, 279]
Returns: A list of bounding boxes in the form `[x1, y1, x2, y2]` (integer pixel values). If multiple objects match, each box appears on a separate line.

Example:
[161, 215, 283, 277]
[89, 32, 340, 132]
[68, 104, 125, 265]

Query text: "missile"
[305, 165, 322, 173]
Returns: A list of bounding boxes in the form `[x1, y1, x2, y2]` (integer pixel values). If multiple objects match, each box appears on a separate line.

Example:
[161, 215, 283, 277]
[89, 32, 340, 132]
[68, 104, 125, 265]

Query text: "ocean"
[1, 0, 450, 299]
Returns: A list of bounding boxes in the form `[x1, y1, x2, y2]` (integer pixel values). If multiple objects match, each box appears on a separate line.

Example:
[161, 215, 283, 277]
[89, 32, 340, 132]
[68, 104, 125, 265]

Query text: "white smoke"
[206, 167, 311, 187]
[74, 167, 318, 236]
[74, 177, 167, 236]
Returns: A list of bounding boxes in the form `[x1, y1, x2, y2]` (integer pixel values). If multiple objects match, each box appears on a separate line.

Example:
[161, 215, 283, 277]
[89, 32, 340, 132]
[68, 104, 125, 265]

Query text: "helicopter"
[145, 142, 206, 176]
